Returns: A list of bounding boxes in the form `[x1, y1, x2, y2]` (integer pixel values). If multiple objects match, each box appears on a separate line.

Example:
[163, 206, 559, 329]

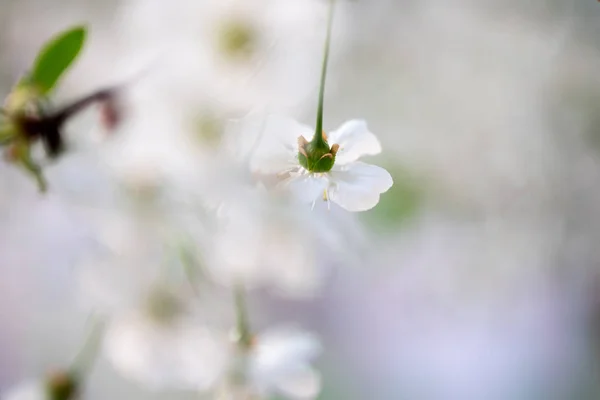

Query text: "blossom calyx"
[45, 370, 79, 400]
[297, 131, 339, 173]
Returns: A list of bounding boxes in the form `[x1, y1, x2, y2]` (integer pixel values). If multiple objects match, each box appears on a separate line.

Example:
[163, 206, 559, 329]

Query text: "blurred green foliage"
[361, 163, 423, 231]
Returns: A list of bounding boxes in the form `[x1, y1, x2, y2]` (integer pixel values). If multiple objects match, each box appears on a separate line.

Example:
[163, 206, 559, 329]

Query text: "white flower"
[76, 228, 228, 392]
[221, 327, 322, 400]
[118, 0, 333, 114]
[246, 114, 393, 212]
[84, 275, 228, 391]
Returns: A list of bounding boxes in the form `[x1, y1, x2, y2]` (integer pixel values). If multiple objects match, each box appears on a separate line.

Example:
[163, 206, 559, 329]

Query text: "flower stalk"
[297, 0, 339, 173]
[234, 285, 253, 350]
[70, 313, 105, 376]
[314, 0, 337, 144]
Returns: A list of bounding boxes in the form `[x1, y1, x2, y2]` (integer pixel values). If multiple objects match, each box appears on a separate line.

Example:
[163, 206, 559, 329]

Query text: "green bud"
[297, 131, 339, 173]
[45, 371, 79, 400]
[3, 83, 41, 115]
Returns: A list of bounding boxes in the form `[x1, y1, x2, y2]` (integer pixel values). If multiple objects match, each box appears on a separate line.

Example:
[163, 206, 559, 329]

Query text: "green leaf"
[29, 25, 87, 94]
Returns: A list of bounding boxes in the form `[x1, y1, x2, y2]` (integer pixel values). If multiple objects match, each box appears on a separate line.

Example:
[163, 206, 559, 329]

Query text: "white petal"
[328, 120, 382, 165]
[221, 112, 265, 161]
[282, 173, 329, 204]
[209, 214, 268, 288]
[328, 162, 393, 212]
[250, 115, 312, 174]
[251, 329, 322, 398]
[275, 365, 322, 400]
[255, 328, 322, 369]
[267, 242, 322, 298]
[208, 187, 329, 297]
[103, 314, 226, 391]
[3, 382, 47, 400]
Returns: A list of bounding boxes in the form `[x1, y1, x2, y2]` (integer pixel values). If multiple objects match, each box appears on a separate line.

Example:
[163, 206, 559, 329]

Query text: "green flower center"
[218, 20, 257, 58]
[46, 371, 78, 400]
[146, 288, 184, 324]
[297, 131, 339, 173]
[195, 111, 223, 147]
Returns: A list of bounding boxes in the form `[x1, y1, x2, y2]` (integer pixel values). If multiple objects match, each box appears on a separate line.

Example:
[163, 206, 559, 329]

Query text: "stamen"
[330, 143, 340, 155]
[298, 136, 309, 158]
[323, 188, 331, 210]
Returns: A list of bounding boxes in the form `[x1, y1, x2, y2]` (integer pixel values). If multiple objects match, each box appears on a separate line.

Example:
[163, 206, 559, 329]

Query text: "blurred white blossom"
[204, 185, 343, 298]
[103, 303, 227, 392]
[119, 0, 333, 115]
[76, 215, 228, 392]
[220, 327, 322, 400]
[3, 381, 46, 400]
[247, 327, 321, 399]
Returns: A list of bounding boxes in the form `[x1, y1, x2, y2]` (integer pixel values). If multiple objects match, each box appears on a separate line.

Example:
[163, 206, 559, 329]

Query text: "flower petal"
[249, 115, 312, 174]
[104, 314, 226, 391]
[276, 365, 322, 400]
[257, 328, 322, 363]
[3, 381, 46, 400]
[209, 210, 269, 289]
[328, 162, 393, 212]
[222, 111, 266, 162]
[282, 173, 329, 204]
[251, 328, 322, 399]
[328, 120, 382, 165]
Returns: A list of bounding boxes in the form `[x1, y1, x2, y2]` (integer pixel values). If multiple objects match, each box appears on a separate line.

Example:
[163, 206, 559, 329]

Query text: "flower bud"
[45, 370, 79, 400]
[3, 83, 40, 116]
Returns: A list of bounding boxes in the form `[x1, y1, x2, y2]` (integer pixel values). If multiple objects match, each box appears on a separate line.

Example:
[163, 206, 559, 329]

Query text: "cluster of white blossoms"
[2, 0, 392, 399]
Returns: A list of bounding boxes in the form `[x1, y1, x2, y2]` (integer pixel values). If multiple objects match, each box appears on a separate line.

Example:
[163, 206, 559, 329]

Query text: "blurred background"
[2, 0, 600, 399]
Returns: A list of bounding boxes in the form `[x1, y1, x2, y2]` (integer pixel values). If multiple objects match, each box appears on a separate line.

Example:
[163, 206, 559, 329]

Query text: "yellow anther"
[330, 143, 339, 156]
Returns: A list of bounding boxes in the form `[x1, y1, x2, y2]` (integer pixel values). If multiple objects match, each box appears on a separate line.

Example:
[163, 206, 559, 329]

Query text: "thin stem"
[234, 285, 253, 349]
[313, 0, 337, 146]
[175, 238, 203, 296]
[70, 313, 105, 376]
[51, 88, 115, 127]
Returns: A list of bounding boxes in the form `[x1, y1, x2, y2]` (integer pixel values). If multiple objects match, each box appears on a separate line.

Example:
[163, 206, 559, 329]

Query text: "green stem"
[18, 144, 47, 193]
[234, 285, 252, 349]
[0, 125, 16, 145]
[313, 0, 337, 146]
[178, 241, 202, 295]
[70, 314, 105, 377]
